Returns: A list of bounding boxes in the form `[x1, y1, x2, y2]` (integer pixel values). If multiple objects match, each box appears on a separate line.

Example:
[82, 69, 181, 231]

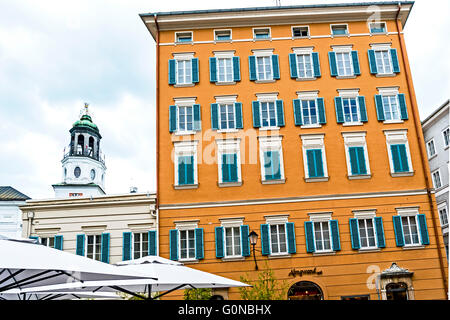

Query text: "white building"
[0, 186, 30, 238]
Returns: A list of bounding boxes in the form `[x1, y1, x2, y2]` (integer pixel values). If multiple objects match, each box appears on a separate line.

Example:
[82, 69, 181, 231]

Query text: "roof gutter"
[154, 13, 161, 257]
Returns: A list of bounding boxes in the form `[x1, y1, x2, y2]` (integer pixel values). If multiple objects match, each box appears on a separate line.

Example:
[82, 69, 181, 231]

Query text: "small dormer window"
[292, 26, 309, 38]
[175, 32, 193, 43]
[214, 30, 231, 41]
[370, 22, 387, 34]
[331, 24, 348, 36]
[253, 28, 270, 40]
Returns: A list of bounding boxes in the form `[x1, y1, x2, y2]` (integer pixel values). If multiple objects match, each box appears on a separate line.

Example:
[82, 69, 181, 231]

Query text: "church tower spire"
[53, 104, 107, 198]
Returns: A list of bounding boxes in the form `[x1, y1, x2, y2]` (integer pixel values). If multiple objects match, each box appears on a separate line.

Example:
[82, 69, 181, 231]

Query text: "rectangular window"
[313, 221, 331, 252]
[370, 22, 387, 34]
[41, 237, 55, 248]
[306, 149, 324, 178]
[331, 24, 348, 36]
[374, 50, 392, 74]
[253, 28, 270, 39]
[225, 226, 241, 257]
[358, 219, 377, 248]
[179, 229, 196, 260]
[292, 26, 309, 38]
[390, 144, 410, 173]
[260, 101, 277, 128]
[443, 128, 450, 148]
[263, 150, 281, 181]
[296, 54, 314, 78]
[432, 170, 442, 189]
[219, 104, 236, 130]
[382, 95, 401, 121]
[270, 224, 287, 254]
[256, 56, 272, 80]
[427, 139, 436, 158]
[348, 146, 367, 175]
[176, 60, 192, 85]
[336, 52, 353, 76]
[133, 232, 149, 259]
[439, 205, 449, 227]
[217, 57, 233, 82]
[176, 32, 193, 43]
[342, 98, 359, 123]
[401, 216, 420, 246]
[301, 100, 318, 125]
[177, 155, 194, 186]
[178, 105, 194, 132]
[221, 153, 238, 183]
[215, 30, 231, 41]
[86, 234, 102, 261]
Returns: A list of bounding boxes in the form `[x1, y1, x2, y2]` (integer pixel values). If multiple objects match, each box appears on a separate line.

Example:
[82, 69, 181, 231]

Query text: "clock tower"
[53, 104, 107, 198]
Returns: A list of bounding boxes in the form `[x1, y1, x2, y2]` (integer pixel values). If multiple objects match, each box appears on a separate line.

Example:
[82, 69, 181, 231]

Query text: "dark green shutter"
[252, 101, 261, 128]
[328, 52, 338, 77]
[374, 217, 386, 248]
[312, 52, 321, 77]
[398, 94, 408, 120]
[123, 232, 132, 261]
[393, 216, 405, 247]
[193, 104, 201, 131]
[334, 97, 344, 123]
[211, 103, 219, 130]
[390, 48, 400, 73]
[76, 234, 85, 256]
[304, 221, 315, 253]
[368, 50, 378, 74]
[391, 144, 409, 173]
[186, 155, 194, 184]
[195, 228, 204, 260]
[276, 100, 285, 127]
[374, 95, 385, 121]
[101, 233, 110, 263]
[168, 59, 176, 85]
[417, 214, 430, 245]
[260, 224, 270, 256]
[351, 51, 360, 75]
[289, 53, 298, 78]
[240, 225, 251, 257]
[349, 147, 367, 175]
[286, 222, 296, 254]
[230, 154, 238, 182]
[358, 96, 368, 122]
[191, 58, 199, 83]
[169, 229, 179, 261]
[293, 99, 303, 126]
[215, 226, 224, 258]
[249, 56, 257, 81]
[233, 56, 241, 82]
[271, 54, 280, 80]
[329, 220, 341, 251]
[209, 57, 217, 83]
[317, 98, 326, 124]
[234, 102, 243, 129]
[148, 230, 157, 256]
[54, 235, 63, 251]
[222, 154, 230, 182]
[169, 105, 177, 132]
[349, 218, 361, 250]
[307, 149, 324, 178]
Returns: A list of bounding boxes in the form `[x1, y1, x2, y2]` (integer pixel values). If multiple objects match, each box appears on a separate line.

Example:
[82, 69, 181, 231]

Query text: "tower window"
[90, 169, 96, 180]
[74, 166, 81, 178]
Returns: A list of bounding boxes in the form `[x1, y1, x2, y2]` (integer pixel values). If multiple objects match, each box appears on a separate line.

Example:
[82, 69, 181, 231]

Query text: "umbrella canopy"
[0, 237, 156, 293]
[7, 255, 250, 300]
[0, 290, 120, 300]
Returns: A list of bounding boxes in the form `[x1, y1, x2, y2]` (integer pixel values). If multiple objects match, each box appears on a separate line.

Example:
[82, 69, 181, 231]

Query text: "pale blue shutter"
[349, 218, 361, 250]
[234, 102, 243, 129]
[286, 222, 296, 254]
[417, 214, 430, 245]
[252, 101, 261, 128]
[392, 216, 405, 247]
[293, 99, 302, 126]
[123, 232, 132, 261]
[195, 228, 204, 260]
[209, 57, 217, 83]
[329, 220, 341, 251]
[368, 50, 378, 74]
[193, 104, 201, 131]
[76, 234, 85, 256]
[312, 52, 321, 77]
[390, 48, 400, 73]
[169, 105, 177, 132]
[374, 95, 385, 121]
[101, 233, 110, 263]
[271, 54, 280, 80]
[398, 94, 408, 120]
[276, 100, 285, 127]
[358, 96, 368, 122]
[210, 103, 219, 130]
[215, 226, 224, 258]
[374, 217, 386, 248]
[248, 56, 257, 81]
[191, 58, 199, 83]
[169, 229, 179, 260]
[148, 230, 157, 256]
[168, 59, 176, 85]
[54, 235, 63, 251]
[351, 51, 360, 75]
[240, 225, 251, 257]
[233, 56, 241, 82]
[304, 221, 315, 253]
[334, 97, 344, 123]
[260, 224, 270, 256]
[328, 52, 338, 77]
[289, 53, 298, 78]
[317, 98, 326, 124]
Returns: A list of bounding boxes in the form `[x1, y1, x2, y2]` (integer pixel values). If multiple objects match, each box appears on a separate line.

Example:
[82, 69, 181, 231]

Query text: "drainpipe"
[154, 13, 160, 256]
[394, 3, 448, 299]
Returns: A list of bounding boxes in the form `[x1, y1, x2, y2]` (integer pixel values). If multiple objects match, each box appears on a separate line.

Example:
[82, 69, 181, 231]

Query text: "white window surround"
[331, 45, 355, 79]
[330, 23, 350, 37]
[300, 134, 329, 182]
[352, 209, 379, 251]
[292, 47, 316, 81]
[395, 207, 424, 249]
[291, 26, 310, 39]
[175, 31, 193, 43]
[370, 44, 395, 77]
[264, 214, 290, 257]
[213, 50, 236, 85]
[216, 138, 242, 187]
[442, 127, 450, 149]
[172, 52, 195, 88]
[337, 89, 363, 127]
[256, 92, 280, 131]
[253, 27, 271, 40]
[308, 212, 334, 255]
[369, 22, 388, 34]
[214, 95, 239, 133]
[174, 220, 199, 262]
[214, 29, 232, 42]
[258, 135, 285, 184]
[377, 86, 404, 124]
[342, 131, 371, 179]
[297, 91, 321, 128]
[384, 129, 414, 177]
[173, 97, 197, 136]
[426, 138, 437, 159]
[252, 49, 275, 83]
[173, 140, 198, 189]
[437, 202, 449, 228]
[432, 169, 442, 189]
[219, 217, 245, 261]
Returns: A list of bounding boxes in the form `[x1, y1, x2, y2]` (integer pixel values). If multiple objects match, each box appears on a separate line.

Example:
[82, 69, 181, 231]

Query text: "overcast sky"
[0, 0, 449, 199]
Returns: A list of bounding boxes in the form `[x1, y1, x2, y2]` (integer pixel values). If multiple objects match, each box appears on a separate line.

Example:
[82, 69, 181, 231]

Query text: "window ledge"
[268, 253, 291, 259]
[391, 171, 415, 177]
[331, 34, 350, 38]
[313, 251, 336, 256]
[301, 124, 322, 129]
[348, 174, 372, 180]
[402, 245, 425, 250]
[358, 247, 381, 253]
[217, 129, 239, 134]
[253, 38, 272, 42]
[383, 120, 404, 124]
[218, 181, 243, 188]
[173, 131, 197, 136]
[336, 75, 356, 79]
[179, 259, 199, 264]
[175, 41, 193, 45]
[304, 177, 329, 183]
[214, 40, 232, 44]
[261, 178, 286, 185]
[428, 154, 438, 161]
[174, 83, 195, 88]
[376, 73, 396, 78]
[342, 122, 363, 126]
[258, 127, 280, 131]
[370, 32, 388, 36]
[173, 184, 199, 190]
[255, 79, 276, 84]
[444, 145, 449, 150]
[221, 256, 245, 262]
[296, 77, 317, 82]
[215, 81, 237, 86]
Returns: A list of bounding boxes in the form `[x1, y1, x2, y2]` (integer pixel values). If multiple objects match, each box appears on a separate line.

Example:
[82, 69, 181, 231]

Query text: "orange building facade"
[140, 2, 448, 300]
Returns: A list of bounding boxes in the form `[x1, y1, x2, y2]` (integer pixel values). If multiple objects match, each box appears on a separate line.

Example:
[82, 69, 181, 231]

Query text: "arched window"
[288, 281, 324, 300]
[386, 282, 408, 300]
[88, 136, 95, 157]
[77, 135, 85, 155]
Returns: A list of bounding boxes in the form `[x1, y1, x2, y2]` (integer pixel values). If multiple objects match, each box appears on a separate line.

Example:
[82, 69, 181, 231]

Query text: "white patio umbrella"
[0, 290, 120, 301]
[0, 236, 157, 295]
[7, 255, 251, 300]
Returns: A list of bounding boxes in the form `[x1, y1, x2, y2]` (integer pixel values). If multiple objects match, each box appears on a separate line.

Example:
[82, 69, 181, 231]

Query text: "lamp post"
[249, 230, 259, 270]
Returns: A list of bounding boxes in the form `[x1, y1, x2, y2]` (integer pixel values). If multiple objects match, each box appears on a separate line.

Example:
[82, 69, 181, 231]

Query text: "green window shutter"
[193, 104, 201, 131]
[101, 233, 110, 263]
[306, 149, 323, 178]
[210, 103, 219, 130]
[209, 57, 217, 83]
[195, 228, 204, 260]
[289, 53, 298, 78]
[248, 56, 257, 81]
[276, 100, 285, 127]
[349, 218, 361, 250]
[374, 95, 385, 121]
[230, 154, 238, 182]
[391, 144, 409, 173]
[312, 52, 321, 78]
[169, 105, 177, 132]
[390, 48, 400, 73]
[169, 229, 179, 261]
[260, 224, 270, 255]
[215, 226, 224, 258]
[351, 51, 360, 75]
[252, 101, 261, 128]
[76, 234, 85, 256]
[334, 97, 344, 123]
[233, 56, 241, 82]
[304, 221, 315, 253]
[222, 154, 230, 183]
[234, 102, 243, 129]
[168, 59, 176, 85]
[29, 236, 40, 243]
[349, 147, 367, 175]
[417, 214, 430, 245]
[240, 225, 251, 257]
[123, 232, 132, 261]
[358, 96, 368, 122]
[329, 220, 341, 251]
[271, 54, 280, 80]
[317, 98, 326, 124]
[286, 222, 296, 254]
[293, 99, 303, 126]
[191, 58, 199, 83]
[368, 50, 378, 74]
[148, 230, 157, 256]
[328, 52, 338, 77]
[392, 216, 405, 247]
[398, 94, 408, 120]
[178, 157, 186, 185]
[374, 217, 386, 248]
[272, 151, 281, 180]
[314, 149, 324, 177]
[186, 155, 194, 184]
[54, 235, 63, 251]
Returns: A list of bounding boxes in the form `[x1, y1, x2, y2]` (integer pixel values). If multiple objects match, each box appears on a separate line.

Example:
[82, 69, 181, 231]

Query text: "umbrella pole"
[109, 285, 148, 300]
[151, 284, 188, 300]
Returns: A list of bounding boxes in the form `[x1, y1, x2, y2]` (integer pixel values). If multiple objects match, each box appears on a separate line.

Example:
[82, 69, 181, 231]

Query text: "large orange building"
[140, 1, 448, 300]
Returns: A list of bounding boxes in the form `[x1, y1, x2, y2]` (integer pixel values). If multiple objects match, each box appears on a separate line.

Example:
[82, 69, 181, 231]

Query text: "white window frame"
[174, 220, 199, 262]
[40, 236, 55, 248]
[219, 217, 244, 260]
[332, 45, 354, 78]
[175, 31, 193, 44]
[426, 138, 437, 159]
[292, 47, 315, 80]
[384, 129, 414, 177]
[213, 51, 235, 84]
[258, 135, 285, 184]
[442, 127, 449, 149]
[172, 52, 195, 87]
[432, 169, 442, 189]
[309, 212, 333, 254]
[85, 234, 102, 261]
[369, 21, 388, 34]
[338, 89, 363, 126]
[253, 27, 271, 40]
[300, 134, 329, 182]
[297, 91, 321, 128]
[132, 231, 149, 260]
[173, 97, 196, 135]
[173, 140, 198, 189]
[265, 215, 290, 257]
[214, 29, 232, 42]
[370, 43, 394, 76]
[377, 87, 403, 123]
[342, 131, 371, 179]
[252, 49, 274, 82]
[396, 207, 423, 248]
[291, 26, 310, 39]
[330, 23, 349, 37]
[437, 202, 449, 228]
[256, 92, 279, 130]
[216, 138, 242, 187]
[215, 95, 238, 132]
[353, 210, 378, 251]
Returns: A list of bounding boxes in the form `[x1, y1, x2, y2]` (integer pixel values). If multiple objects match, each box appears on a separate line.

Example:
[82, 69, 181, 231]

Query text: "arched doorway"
[386, 282, 408, 300]
[288, 281, 324, 300]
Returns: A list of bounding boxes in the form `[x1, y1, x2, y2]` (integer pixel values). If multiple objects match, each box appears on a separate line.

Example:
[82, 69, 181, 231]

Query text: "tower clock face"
[90, 169, 96, 180]
[74, 167, 81, 178]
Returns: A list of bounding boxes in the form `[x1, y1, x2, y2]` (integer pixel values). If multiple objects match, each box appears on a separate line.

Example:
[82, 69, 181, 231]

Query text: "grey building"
[422, 99, 449, 257]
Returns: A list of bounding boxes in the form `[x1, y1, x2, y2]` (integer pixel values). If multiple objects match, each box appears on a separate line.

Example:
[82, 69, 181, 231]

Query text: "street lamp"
[249, 230, 259, 270]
